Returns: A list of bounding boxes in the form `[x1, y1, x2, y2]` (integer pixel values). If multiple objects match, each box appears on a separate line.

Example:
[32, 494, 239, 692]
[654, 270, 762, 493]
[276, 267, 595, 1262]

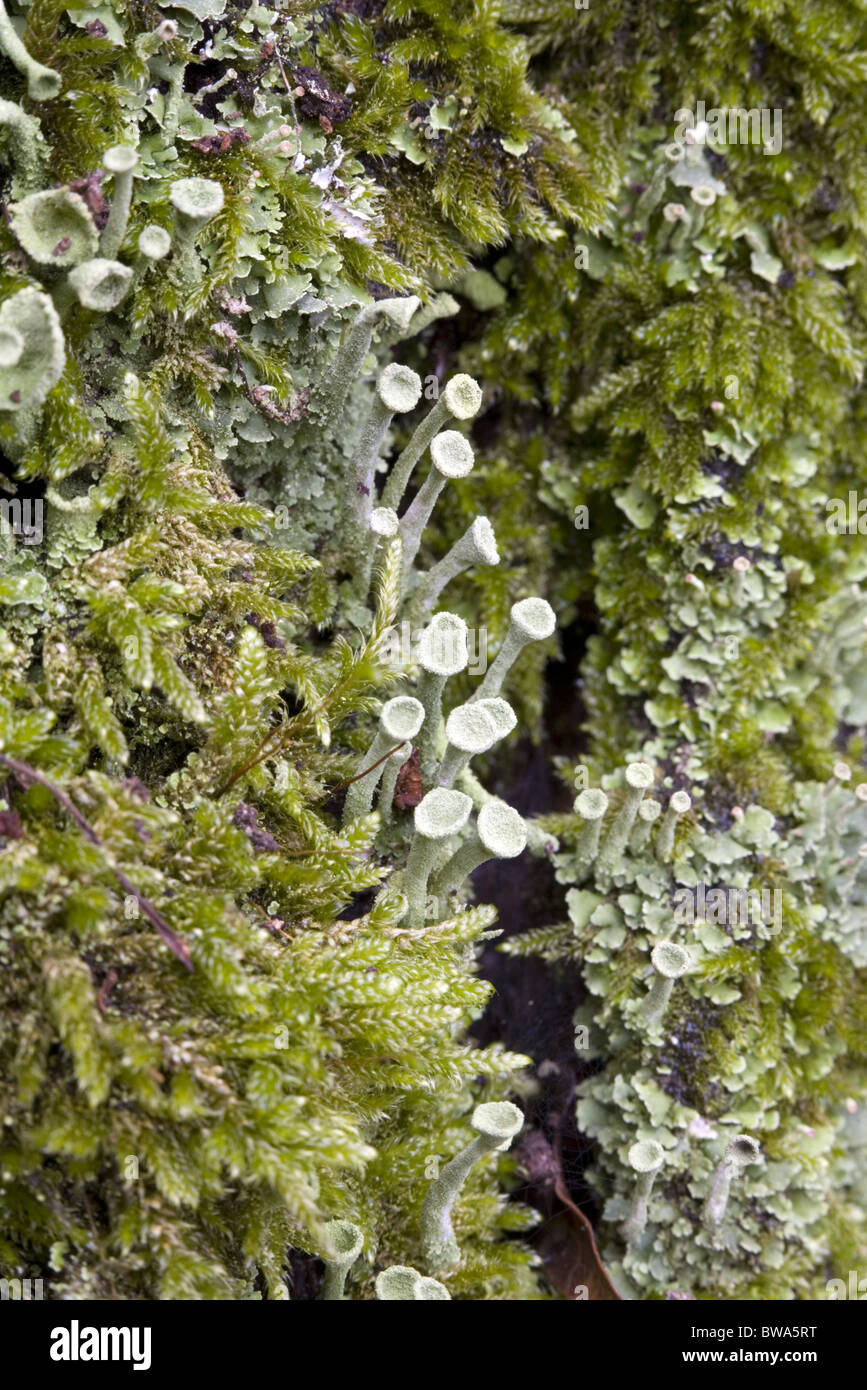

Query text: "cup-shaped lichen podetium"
[0, 0, 61, 100]
[0, 287, 65, 414]
[9, 189, 98, 268]
[573, 788, 609, 872]
[317, 295, 420, 424]
[470, 597, 556, 703]
[375, 1265, 419, 1300]
[349, 363, 422, 553]
[437, 697, 516, 789]
[372, 1264, 452, 1299]
[0, 324, 22, 368]
[399, 430, 475, 571]
[138, 225, 172, 263]
[637, 941, 692, 1030]
[0, 98, 48, 197]
[402, 787, 473, 928]
[381, 371, 483, 511]
[656, 789, 691, 861]
[169, 177, 225, 286]
[703, 1135, 762, 1230]
[415, 1276, 451, 1300]
[67, 259, 133, 313]
[410, 514, 500, 620]
[420, 1102, 523, 1272]
[620, 1139, 665, 1246]
[375, 1266, 421, 1300]
[431, 799, 527, 900]
[631, 797, 661, 852]
[416, 612, 469, 783]
[319, 1219, 364, 1301]
[363, 505, 401, 599]
[596, 760, 655, 874]
[342, 695, 425, 826]
[99, 145, 139, 259]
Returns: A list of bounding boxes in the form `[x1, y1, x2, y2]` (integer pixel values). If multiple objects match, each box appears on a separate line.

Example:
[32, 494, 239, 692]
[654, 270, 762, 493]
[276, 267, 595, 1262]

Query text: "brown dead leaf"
[519, 1128, 620, 1300]
[393, 747, 423, 810]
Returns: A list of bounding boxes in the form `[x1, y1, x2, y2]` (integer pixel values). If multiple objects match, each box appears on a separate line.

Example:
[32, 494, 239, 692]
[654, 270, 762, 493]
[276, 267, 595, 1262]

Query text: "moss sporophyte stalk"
[1, 0, 866, 1306]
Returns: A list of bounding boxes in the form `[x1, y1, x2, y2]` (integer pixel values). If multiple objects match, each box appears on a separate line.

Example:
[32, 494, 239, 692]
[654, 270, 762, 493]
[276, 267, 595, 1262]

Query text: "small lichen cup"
[420, 1101, 523, 1271]
[320, 1219, 364, 1301]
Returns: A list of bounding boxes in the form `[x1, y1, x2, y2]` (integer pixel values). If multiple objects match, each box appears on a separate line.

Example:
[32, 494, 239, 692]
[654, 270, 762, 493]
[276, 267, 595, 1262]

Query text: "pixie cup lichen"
[320, 1219, 364, 1301]
[342, 695, 425, 825]
[431, 800, 527, 900]
[420, 1101, 523, 1271]
[317, 296, 420, 424]
[0, 97, 47, 196]
[138, 225, 172, 262]
[99, 145, 139, 259]
[620, 1139, 665, 1246]
[0, 0, 61, 100]
[437, 698, 516, 788]
[374, 1265, 421, 1300]
[377, 741, 413, 826]
[348, 364, 422, 557]
[381, 372, 483, 511]
[169, 177, 225, 286]
[415, 1275, 452, 1300]
[573, 788, 609, 872]
[596, 761, 655, 874]
[9, 189, 98, 267]
[402, 788, 473, 927]
[411, 515, 500, 618]
[703, 1136, 763, 1230]
[631, 798, 661, 851]
[399, 431, 475, 570]
[0, 287, 65, 413]
[416, 612, 469, 781]
[67, 259, 133, 313]
[637, 940, 693, 1030]
[471, 597, 556, 702]
[656, 789, 692, 861]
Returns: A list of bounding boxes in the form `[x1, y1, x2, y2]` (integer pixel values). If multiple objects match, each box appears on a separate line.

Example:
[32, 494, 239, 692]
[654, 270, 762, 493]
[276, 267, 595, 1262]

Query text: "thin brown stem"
[321, 743, 405, 799]
[0, 754, 193, 971]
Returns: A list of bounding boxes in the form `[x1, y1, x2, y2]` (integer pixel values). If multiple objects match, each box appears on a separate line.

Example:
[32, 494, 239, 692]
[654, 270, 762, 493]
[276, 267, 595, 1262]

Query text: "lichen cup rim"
[471, 1100, 523, 1142]
[476, 801, 527, 858]
[430, 429, 475, 479]
[509, 595, 556, 641]
[414, 787, 473, 839]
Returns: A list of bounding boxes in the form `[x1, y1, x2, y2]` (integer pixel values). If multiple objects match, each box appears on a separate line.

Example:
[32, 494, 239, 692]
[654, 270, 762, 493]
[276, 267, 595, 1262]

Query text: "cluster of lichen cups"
[0, 17, 226, 414]
[1, 145, 224, 412]
[336, 346, 557, 932]
[319, 1101, 524, 1298]
[316, 353, 549, 1293]
[570, 761, 779, 1255]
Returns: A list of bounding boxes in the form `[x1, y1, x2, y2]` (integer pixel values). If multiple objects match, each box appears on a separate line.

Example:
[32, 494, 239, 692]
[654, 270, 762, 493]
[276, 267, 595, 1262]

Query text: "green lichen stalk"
[420, 1103, 523, 1272]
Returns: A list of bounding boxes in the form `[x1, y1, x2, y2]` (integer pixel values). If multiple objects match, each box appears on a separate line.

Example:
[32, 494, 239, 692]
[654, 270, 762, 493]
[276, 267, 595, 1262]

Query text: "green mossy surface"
[0, 0, 865, 1300]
